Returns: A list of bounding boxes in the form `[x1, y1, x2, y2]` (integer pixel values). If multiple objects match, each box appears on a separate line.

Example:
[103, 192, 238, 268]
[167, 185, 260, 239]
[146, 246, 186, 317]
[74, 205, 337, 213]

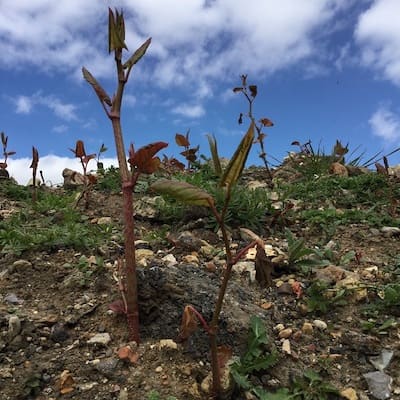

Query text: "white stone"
[313, 320, 328, 330]
[87, 333, 111, 345]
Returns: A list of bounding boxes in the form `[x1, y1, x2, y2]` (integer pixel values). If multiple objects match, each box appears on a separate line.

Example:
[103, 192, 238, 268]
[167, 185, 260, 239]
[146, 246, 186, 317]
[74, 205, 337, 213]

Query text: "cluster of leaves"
[0, 190, 112, 256]
[231, 317, 339, 400]
[230, 316, 279, 394]
[305, 280, 348, 314]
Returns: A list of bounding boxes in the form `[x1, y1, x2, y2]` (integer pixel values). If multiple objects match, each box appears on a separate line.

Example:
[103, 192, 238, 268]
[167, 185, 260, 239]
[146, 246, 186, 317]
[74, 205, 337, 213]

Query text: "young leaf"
[249, 85, 257, 97]
[175, 133, 190, 147]
[177, 305, 199, 342]
[260, 118, 274, 127]
[1, 132, 7, 146]
[129, 142, 168, 174]
[108, 8, 127, 53]
[99, 143, 108, 153]
[73, 140, 86, 158]
[220, 122, 254, 189]
[30, 146, 39, 170]
[82, 67, 112, 106]
[233, 87, 243, 93]
[150, 178, 214, 207]
[123, 38, 152, 70]
[180, 146, 199, 162]
[206, 134, 222, 176]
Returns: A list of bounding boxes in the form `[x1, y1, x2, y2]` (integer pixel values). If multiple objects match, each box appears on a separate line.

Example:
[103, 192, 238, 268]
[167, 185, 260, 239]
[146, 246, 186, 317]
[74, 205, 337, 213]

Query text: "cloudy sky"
[1, 0, 400, 184]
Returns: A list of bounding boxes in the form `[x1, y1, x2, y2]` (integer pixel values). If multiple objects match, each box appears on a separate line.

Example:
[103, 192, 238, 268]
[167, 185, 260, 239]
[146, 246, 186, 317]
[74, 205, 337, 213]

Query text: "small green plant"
[285, 229, 323, 273]
[360, 318, 397, 335]
[306, 280, 348, 314]
[146, 390, 177, 400]
[95, 165, 121, 192]
[96, 143, 108, 173]
[291, 370, 339, 400]
[230, 316, 279, 394]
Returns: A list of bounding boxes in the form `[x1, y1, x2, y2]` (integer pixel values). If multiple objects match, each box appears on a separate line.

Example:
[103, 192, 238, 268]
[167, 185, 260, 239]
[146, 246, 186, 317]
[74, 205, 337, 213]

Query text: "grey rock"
[363, 371, 392, 400]
[8, 315, 21, 341]
[4, 293, 24, 305]
[87, 332, 111, 346]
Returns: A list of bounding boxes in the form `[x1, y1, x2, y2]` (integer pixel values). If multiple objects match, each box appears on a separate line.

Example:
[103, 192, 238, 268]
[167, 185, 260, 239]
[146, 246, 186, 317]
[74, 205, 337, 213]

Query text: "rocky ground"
[0, 166, 399, 400]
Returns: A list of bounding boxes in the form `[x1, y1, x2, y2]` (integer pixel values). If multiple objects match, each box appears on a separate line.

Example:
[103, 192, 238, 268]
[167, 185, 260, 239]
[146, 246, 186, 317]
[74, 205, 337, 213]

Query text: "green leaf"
[230, 368, 252, 390]
[108, 8, 128, 53]
[123, 38, 152, 70]
[220, 122, 254, 189]
[254, 387, 292, 400]
[82, 67, 112, 106]
[206, 134, 222, 176]
[150, 179, 214, 207]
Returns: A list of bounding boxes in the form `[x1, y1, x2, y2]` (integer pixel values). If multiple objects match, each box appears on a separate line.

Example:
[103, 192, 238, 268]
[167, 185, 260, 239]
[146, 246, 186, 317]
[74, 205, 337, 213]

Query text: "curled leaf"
[180, 146, 199, 162]
[82, 67, 112, 106]
[1, 132, 7, 146]
[220, 122, 254, 189]
[260, 118, 274, 127]
[129, 142, 168, 174]
[177, 305, 199, 342]
[249, 85, 257, 97]
[150, 178, 214, 207]
[233, 87, 243, 93]
[73, 140, 86, 158]
[175, 133, 190, 147]
[123, 37, 152, 70]
[30, 146, 39, 169]
[206, 134, 222, 176]
[108, 8, 128, 53]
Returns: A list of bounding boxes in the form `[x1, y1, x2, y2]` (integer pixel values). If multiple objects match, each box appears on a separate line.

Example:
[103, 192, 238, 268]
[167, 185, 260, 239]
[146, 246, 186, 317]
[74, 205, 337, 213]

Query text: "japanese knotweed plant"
[82, 8, 167, 342]
[151, 122, 271, 399]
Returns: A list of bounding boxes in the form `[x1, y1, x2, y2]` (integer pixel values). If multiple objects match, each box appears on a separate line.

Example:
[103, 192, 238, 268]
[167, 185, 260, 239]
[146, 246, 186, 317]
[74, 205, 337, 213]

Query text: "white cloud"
[369, 105, 400, 142]
[355, 0, 400, 86]
[172, 104, 205, 118]
[52, 125, 68, 134]
[10, 92, 78, 121]
[8, 155, 118, 186]
[14, 95, 33, 114]
[0, 0, 356, 99]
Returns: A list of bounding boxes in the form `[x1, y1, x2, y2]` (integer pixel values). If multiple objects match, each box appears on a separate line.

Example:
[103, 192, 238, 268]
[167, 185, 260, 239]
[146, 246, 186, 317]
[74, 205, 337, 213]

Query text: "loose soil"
[0, 172, 399, 400]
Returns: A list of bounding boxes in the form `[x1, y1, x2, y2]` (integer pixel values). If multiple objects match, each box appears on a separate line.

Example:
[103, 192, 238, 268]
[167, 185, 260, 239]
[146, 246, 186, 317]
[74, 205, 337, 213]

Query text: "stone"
[159, 339, 178, 350]
[381, 227, 400, 237]
[315, 265, 346, 284]
[97, 216, 112, 225]
[313, 320, 328, 330]
[302, 322, 314, 335]
[282, 339, 291, 354]
[133, 196, 164, 219]
[8, 315, 21, 341]
[363, 371, 392, 400]
[278, 328, 292, 339]
[182, 254, 200, 265]
[12, 259, 33, 272]
[340, 387, 358, 400]
[329, 162, 348, 176]
[161, 254, 177, 267]
[87, 332, 111, 346]
[4, 293, 24, 305]
[62, 168, 86, 188]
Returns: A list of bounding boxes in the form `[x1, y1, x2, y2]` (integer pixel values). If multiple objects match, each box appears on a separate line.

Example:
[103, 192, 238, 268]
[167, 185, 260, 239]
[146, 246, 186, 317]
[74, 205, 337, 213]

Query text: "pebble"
[302, 322, 314, 335]
[381, 226, 400, 237]
[159, 339, 178, 350]
[278, 328, 292, 339]
[315, 265, 346, 284]
[282, 339, 291, 354]
[155, 366, 163, 373]
[161, 254, 177, 267]
[11, 259, 33, 272]
[4, 293, 24, 305]
[182, 254, 200, 265]
[313, 320, 328, 330]
[8, 315, 21, 341]
[274, 324, 285, 332]
[97, 217, 112, 225]
[87, 333, 111, 345]
[340, 387, 358, 400]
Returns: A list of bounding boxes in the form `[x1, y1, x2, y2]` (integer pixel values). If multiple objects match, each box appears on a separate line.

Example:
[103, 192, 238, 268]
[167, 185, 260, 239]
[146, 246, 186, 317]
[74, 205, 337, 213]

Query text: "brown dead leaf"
[59, 370, 75, 394]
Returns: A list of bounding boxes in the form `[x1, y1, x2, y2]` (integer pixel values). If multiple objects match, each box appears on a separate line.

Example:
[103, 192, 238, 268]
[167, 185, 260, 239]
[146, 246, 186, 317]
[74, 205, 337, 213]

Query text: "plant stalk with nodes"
[82, 8, 166, 343]
[151, 122, 271, 399]
[0, 132, 16, 179]
[234, 74, 274, 182]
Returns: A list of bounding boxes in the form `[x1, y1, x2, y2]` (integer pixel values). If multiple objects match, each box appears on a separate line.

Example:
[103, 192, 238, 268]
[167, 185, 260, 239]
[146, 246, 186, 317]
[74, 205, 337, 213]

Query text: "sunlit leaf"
[108, 8, 127, 53]
[177, 305, 199, 342]
[260, 118, 274, 127]
[123, 37, 152, 70]
[220, 122, 254, 189]
[206, 134, 222, 176]
[150, 178, 214, 207]
[249, 85, 257, 97]
[82, 67, 112, 106]
[175, 133, 190, 147]
[129, 142, 168, 174]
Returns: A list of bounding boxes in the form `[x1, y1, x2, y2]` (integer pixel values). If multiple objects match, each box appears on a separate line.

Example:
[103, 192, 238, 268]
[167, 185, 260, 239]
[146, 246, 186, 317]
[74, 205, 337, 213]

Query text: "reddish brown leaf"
[58, 370, 75, 395]
[249, 85, 257, 97]
[30, 146, 39, 169]
[74, 140, 86, 158]
[178, 305, 199, 342]
[233, 87, 243, 93]
[375, 162, 387, 175]
[175, 133, 190, 147]
[83, 154, 96, 165]
[291, 141, 300, 146]
[108, 299, 126, 314]
[180, 146, 199, 162]
[260, 118, 274, 127]
[117, 346, 139, 363]
[0, 162, 7, 169]
[129, 142, 168, 174]
[238, 113, 243, 125]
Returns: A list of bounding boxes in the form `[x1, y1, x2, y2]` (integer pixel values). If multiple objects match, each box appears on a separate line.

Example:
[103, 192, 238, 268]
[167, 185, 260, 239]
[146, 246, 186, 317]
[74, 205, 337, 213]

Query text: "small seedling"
[175, 130, 199, 170]
[234, 74, 274, 182]
[0, 131, 16, 179]
[96, 143, 108, 173]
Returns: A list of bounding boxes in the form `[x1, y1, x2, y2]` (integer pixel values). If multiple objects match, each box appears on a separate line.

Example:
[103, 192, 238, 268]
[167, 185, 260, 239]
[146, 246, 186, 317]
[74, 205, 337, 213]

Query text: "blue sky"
[1, 0, 400, 185]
